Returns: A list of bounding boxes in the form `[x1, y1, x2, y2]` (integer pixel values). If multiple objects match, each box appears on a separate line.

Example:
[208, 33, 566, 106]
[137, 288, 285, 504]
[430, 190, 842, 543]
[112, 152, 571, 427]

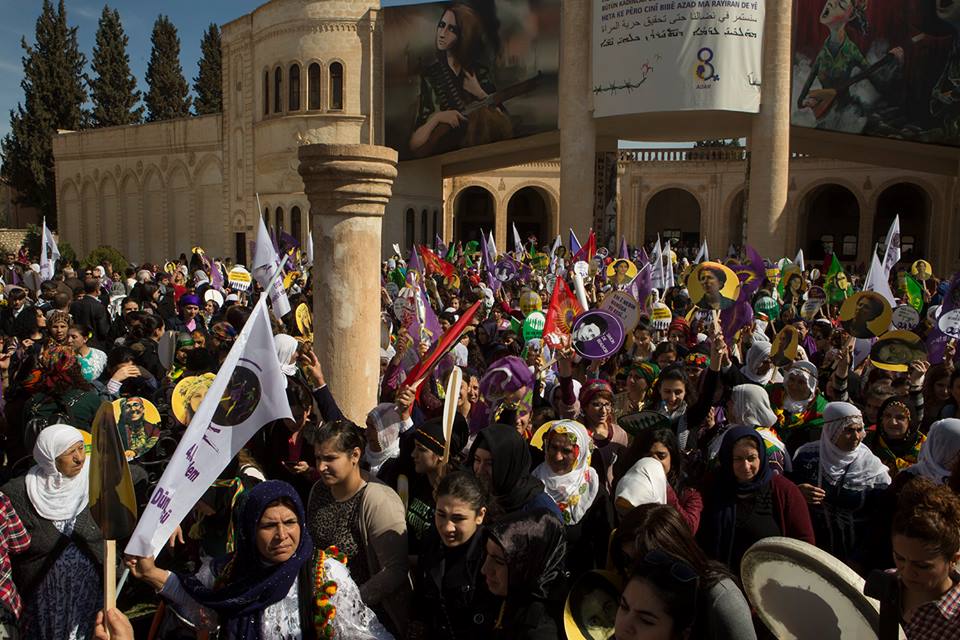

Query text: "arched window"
[291, 206, 302, 248]
[420, 209, 428, 245]
[276, 206, 285, 238]
[433, 209, 441, 243]
[405, 208, 415, 249]
[263, 207, 270, 229]
[274, 67, 283, 113]
[329, 62, 344, 110]
[288, 64, 300, 112]
[308, 63, 321, 110]
[842, 234, 857, 257]
[263, 71, 269, 115]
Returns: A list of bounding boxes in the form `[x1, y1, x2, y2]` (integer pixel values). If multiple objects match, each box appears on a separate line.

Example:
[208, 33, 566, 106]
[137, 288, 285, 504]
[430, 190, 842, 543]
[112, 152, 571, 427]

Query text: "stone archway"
[454, 186, 495, 243]
[644, 188, 701, 249]
[800, 184, 860, 262]
[507, 186, 550, 248]
[874, 182, 930, 261]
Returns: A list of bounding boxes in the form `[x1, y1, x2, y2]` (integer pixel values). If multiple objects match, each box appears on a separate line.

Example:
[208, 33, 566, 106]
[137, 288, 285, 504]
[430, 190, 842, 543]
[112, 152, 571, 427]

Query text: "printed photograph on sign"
[870, 330, 926, 372]
[687, 262, 740, 311]
[839, 291, 893, 339]
[792, 0, 960, 148]
[606, 259, 638, 288]
[770, 326, 800, 366]
[383, 0, 560, 160]
[113, 397, 162, 460]
[571, 309, 625, 360]
[911, 259, 933, 281]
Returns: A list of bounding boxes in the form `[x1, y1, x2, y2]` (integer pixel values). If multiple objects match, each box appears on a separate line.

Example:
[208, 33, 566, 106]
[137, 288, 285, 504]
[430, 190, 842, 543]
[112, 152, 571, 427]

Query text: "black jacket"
[70, 296, 111, 347]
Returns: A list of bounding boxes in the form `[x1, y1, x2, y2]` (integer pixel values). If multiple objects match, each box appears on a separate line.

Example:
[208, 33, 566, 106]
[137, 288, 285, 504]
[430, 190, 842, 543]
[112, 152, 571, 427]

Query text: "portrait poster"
[688, 262, 741, 311]
[592, 0, 765, 117]
[792, 0, 960, 148]
[384, 0, 560, 161]
[839, 290, 893, 339]
[870, 330, 925, 372]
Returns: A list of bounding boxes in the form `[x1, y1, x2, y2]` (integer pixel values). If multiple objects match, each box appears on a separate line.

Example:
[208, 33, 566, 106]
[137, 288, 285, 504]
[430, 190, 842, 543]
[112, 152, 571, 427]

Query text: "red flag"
[418, 245, 455, 279]
[403, 301, 482, 392]
[543, 278, 584, 348]
[572, 230, 596, 263]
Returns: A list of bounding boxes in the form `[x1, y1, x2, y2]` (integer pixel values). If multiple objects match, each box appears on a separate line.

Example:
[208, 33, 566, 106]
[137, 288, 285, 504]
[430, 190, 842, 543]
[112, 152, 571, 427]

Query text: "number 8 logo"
[696, 47, 718, 82]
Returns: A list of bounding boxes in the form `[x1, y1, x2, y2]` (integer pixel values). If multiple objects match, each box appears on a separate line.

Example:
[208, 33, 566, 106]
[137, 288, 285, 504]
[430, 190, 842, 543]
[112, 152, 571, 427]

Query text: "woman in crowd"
[611, 503, 756, 640]
[532, 419, 609, 575]
[614, 361, 659, 419]
[888, 478, 960, 639]
[699, 426, 815, 573]
[127, 314, 166, 381]
[865, 396, 927, 476]
[363, 402, 407, 478]
[410, 471, 499, 638]
[904, 417, 960, 487]
[613, 551, 700, 640]
[126, 480, 393, 639]
[614, 457, 668, 517]
[66, 323, 107, 383]
[467, 423, 560, 518]
[651, 338, 723, 451]
[3, 424, 103, 640]
[306, 419, 411, 634]
[791, 402, 891, 566]
[616, 428, 703, 533]
[922, 363, 953, 431]
[47, 311, 71, 346]
[482, 509, 567, 639]
[769, 361, 827, 454]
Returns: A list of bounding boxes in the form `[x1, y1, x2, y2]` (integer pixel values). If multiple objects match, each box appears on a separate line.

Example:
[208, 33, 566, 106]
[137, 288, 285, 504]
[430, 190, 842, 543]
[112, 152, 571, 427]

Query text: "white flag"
[663, 240, 675, 289]
[252, 213, 291, 317]
[125, 297, 292, 558]
[39, 218, 60, 281]
[650, 237, 663, 290]
[512, 222, 524, 258]
[794, 249, 805, 272]
[881, 215, 901, 277]
[694, 239, 709, 264]
[864, 253, 897, 309]
[487, 230, 498, 259]
[306, 230, 314, 267]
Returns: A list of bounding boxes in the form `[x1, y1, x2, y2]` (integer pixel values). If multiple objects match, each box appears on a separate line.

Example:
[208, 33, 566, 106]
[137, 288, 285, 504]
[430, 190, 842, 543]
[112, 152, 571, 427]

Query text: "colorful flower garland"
[313, 546, 348, 638]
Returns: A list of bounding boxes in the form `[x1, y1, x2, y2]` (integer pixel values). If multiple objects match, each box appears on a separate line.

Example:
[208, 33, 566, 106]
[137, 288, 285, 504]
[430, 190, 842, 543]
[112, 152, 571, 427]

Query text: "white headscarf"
[274, 334, 299, 379]
[26, 424, 89, 521]
[730, 384, 777, 428]
[363, 403, 404, 477]
[782, 361, 818, 414]
[614, 457, 668, 516]
[797, 402, 890, 490]
[742, 342, 774, 385]
[532, 420, 599, 525]
[909, 419, 960, 484]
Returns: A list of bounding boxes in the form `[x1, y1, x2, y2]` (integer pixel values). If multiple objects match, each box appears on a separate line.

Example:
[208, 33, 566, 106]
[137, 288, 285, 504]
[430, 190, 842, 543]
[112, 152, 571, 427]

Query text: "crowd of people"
[0, 236, 957, 640]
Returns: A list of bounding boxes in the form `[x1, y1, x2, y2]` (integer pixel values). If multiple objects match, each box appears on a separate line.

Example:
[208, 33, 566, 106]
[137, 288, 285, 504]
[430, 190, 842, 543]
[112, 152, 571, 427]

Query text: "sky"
[0, 0, 681, 148]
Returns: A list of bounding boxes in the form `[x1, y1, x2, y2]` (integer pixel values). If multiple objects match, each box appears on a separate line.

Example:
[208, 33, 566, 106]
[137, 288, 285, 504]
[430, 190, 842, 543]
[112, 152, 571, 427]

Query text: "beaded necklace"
[313, 546, 348, 638]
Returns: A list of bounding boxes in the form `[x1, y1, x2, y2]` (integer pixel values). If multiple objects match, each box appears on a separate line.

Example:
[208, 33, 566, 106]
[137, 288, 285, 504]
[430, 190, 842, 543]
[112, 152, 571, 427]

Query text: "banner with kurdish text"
[593, 0, 765, 117]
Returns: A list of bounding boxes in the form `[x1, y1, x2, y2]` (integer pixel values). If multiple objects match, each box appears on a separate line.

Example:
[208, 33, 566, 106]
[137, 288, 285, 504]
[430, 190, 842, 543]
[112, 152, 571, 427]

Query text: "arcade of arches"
[444, 152, 957, 272]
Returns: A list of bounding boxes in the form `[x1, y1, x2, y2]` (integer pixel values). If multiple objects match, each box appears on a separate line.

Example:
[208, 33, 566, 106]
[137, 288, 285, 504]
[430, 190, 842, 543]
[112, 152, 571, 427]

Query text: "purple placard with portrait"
[571, 309, 625, 360]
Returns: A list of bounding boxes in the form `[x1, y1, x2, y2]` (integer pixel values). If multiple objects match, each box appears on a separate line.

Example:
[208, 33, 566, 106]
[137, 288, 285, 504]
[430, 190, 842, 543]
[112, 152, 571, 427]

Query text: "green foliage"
[144, 15, 191, 122]
[0, 0, 88, 229]
[83, 245, 128, 274]
[193, 24, 223, 115]
[89, 6, 143, 127]
[58, 242, 76, 267]
[23, 224, 41, 258]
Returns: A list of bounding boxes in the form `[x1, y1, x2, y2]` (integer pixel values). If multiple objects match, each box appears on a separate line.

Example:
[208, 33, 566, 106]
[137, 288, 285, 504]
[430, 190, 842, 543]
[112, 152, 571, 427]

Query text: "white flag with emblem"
[252, 213, 291, 317]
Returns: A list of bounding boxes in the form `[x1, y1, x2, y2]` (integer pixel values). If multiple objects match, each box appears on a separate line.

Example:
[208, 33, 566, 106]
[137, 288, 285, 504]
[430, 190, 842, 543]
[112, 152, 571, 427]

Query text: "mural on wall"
[383, 0, 560, 161]
[792, 0, 960, 147]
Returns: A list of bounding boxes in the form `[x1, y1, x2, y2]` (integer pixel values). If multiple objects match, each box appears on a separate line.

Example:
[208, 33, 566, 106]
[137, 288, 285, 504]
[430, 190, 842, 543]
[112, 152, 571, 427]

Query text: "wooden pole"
[103, 539, 117, 638]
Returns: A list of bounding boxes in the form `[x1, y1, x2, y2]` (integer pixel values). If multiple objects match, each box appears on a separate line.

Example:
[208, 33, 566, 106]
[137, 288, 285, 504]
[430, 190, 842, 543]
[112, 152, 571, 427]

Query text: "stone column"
[494, 194, 508, 254]
[746, 0, 792, 259]
[298, 144, 398, 424]
[559, 0, 596, 241]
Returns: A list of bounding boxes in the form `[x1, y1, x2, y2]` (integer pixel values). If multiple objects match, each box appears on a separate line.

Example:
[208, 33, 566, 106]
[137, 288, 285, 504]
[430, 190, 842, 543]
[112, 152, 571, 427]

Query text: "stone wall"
[0, 229, 29, 253]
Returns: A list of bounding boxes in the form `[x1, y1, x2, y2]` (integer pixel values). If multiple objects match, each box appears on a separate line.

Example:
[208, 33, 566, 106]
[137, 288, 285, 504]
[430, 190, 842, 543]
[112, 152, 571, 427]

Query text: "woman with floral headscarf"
[768, 360, 827, 455]
[3, 425, 103, 640]
[21, 346, 102, 448]
[790, 402, 890, 566]
[865, 396, 926, 477]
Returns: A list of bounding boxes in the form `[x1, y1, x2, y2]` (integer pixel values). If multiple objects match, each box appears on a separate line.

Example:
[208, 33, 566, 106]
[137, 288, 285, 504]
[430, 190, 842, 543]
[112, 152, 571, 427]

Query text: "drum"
[741, 537, 905, 639]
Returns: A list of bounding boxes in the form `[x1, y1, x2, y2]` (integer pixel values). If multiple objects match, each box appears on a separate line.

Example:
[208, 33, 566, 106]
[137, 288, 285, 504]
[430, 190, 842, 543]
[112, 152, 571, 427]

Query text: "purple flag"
[479, 229, 499, 293]
[636, 246, 650, 267]
[720, 245, 766, 344]
[618, 237, 629, 260]
[408, 244, 424, 274]
[927, 270, 960, 364]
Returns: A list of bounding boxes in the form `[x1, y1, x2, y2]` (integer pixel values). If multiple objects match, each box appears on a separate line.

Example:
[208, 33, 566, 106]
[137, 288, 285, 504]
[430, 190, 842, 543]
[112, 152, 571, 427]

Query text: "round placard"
[891, 305, 920, 331]
[870, 330, 925, 372]
[520, 290, 543, 316]
[911, 259, 933, 281]
[606, 259, 638, 288]
[522, 311, 546, 342]
[600, 290, 641, 333]
[112, 397, 162, 460]
[494, 257, 517, 283]
[650, 303, 672, 331]
[687, 262, 740, 311]
[938, 308, 960, 339]
[573, 261, 590, 279]
[770, 325, 800, 366]
[562, 570, 623, 640]
[839, 291, 893, 339]
[780, 265, 807, 305]
[571, 310, 625, 360]
[296, 303, 313, 340]
[807, 285, 826, 302]
[172, 373, 216, 426]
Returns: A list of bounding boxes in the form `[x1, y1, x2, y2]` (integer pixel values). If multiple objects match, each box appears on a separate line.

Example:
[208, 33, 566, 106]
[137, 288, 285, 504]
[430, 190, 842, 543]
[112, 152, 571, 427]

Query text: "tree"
[144, 15, 191, 122]
[88, 6, 142, 127]
[193, 23, 223, 115]
[0, 0, 87, 229]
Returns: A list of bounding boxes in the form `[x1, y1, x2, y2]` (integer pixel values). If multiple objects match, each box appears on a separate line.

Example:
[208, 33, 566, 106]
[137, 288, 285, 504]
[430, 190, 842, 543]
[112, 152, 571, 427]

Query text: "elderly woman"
[127, 480, 393, 639]
[3, 425, 103, 640]
[790, 402, 890, 566]
[865, 396, 927, 477]
[768, 360, 826, 455]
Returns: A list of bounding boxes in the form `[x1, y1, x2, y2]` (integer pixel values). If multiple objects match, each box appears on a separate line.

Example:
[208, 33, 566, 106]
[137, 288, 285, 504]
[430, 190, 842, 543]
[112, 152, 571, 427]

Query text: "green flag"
[776, 260, 792, 299]
[825, 254, 851, 303]
[904, 274, 924, 312]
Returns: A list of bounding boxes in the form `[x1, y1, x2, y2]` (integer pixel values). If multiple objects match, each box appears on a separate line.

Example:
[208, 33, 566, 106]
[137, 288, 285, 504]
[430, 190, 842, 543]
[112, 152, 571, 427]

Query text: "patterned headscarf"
[532, 420, 599, 524]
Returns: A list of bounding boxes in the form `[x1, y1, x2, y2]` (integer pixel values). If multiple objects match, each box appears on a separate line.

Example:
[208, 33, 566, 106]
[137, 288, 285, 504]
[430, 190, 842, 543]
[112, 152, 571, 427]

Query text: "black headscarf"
[467, 424, 545, 514]
[486, 508, 566, 600]
[179, 480, 315, 640]
[414, 414, 468, 457]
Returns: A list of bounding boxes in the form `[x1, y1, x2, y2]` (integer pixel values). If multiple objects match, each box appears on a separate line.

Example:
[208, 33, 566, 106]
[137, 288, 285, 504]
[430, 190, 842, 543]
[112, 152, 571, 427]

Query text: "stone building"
[50, 0, 960, 274]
